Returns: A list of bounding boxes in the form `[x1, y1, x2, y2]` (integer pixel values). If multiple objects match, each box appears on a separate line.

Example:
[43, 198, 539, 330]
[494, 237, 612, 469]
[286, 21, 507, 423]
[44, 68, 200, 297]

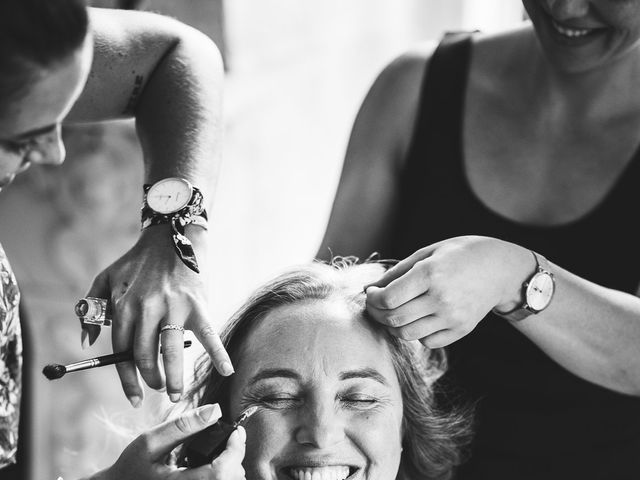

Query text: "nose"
[27, 126, 66, 166]
[294, 401, 346, 448]
[544, 0, 590, 20]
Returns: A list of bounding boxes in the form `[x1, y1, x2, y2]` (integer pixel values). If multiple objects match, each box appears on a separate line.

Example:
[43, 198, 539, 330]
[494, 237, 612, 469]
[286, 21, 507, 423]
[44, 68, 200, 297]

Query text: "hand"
[365, 236, 532, 348]
[89, 404, 246, 480]
[82, 224, 233, 406]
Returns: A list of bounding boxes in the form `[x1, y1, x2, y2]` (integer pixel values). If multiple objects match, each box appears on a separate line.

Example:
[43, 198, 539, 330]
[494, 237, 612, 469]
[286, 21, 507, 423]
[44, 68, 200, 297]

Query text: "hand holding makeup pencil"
[83, 404, 246, 480]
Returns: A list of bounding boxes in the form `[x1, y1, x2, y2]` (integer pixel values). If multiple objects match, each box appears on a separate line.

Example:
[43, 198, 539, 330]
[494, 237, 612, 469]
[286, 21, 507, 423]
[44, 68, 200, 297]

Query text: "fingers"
[177, 427, 246, 480]
[363, 256, 415, 291]
[189, 304, 234, 377]
[209, 427, 246, 480]
[82, 273, 110, 347]
[364, 242, 445, 292]
[419, 329, 459, 349]
[366, 260, 432, 312]
[367, 291, 436, 328]
[143, 404, 222, 460]
[160, 321, 186, 402]
[387, 315, 448, 341]
[133, 306, 165, 391]
[112, 302, 145, 407]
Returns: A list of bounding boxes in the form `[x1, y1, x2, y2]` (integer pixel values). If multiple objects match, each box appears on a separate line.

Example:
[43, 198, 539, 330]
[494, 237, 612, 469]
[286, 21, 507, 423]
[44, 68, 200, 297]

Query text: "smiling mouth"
[552, 19, 607, 40]
[286, 465, 358, 480]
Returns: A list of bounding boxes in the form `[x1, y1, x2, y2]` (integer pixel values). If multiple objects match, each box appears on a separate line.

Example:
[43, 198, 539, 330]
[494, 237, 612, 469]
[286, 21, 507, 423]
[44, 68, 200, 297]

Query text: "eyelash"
[245, 393, 380, 411]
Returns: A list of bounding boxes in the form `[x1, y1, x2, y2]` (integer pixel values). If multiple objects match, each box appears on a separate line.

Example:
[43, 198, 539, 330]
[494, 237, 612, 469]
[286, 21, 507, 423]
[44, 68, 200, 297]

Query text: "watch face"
[526, 271, 555, 312]
[147, 178, 193, 214]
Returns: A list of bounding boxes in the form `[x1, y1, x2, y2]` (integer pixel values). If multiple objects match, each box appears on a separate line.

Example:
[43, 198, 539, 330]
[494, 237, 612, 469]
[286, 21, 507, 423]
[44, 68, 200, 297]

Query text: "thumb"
[363, 259, 413, 292]
[211, 426, 246, 468]
[145, 404, 222, 460]
[363, 245, 438, 291]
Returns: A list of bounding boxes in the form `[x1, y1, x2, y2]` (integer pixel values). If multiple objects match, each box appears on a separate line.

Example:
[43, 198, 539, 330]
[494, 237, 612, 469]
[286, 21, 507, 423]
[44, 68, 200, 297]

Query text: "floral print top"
[0, 243, 21, 469]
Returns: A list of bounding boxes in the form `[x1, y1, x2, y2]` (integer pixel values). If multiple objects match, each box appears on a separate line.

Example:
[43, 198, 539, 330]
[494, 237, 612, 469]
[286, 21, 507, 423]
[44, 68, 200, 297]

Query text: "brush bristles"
[42, 364, 67, 380]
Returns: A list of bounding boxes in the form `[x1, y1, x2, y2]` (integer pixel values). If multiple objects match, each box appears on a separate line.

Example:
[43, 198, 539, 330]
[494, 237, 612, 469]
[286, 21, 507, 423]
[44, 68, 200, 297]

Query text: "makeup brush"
[42, 340, 192, 380]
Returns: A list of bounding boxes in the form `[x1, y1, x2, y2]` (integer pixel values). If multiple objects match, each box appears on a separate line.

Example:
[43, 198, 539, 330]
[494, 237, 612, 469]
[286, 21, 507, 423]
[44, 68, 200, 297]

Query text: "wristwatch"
[146, 177, 194, 214]
[142, 177, 208, 273]
[492, 251, 555, 322]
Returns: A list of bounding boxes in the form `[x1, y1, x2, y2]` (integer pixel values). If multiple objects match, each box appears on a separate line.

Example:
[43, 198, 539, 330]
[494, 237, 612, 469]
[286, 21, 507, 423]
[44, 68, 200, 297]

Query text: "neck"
[529, 38, 640, 122]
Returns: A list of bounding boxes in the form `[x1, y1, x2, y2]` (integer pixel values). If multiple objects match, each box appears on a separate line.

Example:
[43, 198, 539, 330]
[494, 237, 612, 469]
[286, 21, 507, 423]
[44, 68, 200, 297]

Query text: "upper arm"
[316, 42, 436, 261]
[66, 8, 221, 123]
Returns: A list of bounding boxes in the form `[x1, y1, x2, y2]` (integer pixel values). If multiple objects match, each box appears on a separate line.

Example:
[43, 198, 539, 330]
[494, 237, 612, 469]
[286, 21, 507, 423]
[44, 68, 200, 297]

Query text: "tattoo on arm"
[123, 74, 144, 114]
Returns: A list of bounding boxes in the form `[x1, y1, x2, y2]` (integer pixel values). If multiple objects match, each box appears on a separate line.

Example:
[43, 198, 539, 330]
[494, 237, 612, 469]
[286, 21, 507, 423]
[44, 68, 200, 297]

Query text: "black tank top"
[389, 33, 640, 479]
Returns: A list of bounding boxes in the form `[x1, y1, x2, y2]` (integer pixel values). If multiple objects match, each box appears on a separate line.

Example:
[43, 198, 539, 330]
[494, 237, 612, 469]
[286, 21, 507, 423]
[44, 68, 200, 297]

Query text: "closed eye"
[258, 395, 302, 409]
[339, 395, 380, 409]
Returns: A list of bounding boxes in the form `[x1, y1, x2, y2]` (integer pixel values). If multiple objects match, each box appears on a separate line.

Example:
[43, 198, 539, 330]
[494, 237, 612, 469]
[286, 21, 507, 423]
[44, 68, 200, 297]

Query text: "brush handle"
[64, 340, 193, 373]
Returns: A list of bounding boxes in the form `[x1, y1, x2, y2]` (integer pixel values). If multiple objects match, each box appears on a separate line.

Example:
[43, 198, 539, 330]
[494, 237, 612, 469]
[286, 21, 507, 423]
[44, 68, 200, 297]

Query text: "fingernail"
[129, 395, 143, 408]
[221, 361, 234, 376]
[235, 425, 246, 442]
[200, 403, 221, 422]
[169, 393, 182, 403]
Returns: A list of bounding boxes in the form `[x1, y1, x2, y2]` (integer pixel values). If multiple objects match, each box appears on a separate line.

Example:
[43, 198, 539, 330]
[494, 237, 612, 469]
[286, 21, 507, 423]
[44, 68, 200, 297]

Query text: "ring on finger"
[75, 297, 112, 327]
[160, 324, 185, 334]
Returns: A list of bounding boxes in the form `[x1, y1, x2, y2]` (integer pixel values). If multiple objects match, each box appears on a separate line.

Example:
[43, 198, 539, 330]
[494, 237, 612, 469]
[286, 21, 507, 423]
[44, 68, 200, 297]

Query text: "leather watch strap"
[492, 251, 554, 322]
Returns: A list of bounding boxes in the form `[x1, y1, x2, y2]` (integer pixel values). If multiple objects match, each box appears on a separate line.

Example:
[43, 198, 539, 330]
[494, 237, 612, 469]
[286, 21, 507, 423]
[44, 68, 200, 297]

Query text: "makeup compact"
[178, 405, 258, 468]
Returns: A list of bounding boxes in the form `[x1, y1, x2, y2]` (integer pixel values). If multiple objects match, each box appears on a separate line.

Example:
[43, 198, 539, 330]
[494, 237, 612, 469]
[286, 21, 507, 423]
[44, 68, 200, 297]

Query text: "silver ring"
[160, 324, 185, 334]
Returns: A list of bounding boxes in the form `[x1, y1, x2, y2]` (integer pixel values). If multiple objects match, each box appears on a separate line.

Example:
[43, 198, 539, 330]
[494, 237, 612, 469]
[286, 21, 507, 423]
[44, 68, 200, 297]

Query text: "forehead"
[0, 34, 92, 139]
[237, 300, 397, 378]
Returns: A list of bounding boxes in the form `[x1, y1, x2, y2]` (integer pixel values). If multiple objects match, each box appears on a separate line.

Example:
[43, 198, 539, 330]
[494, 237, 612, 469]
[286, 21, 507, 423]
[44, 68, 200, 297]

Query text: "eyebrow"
[339, 368, 389, 386]
[12, 124, 58, 141]
[248, 368, 301, 385]
[248, 367, 389, 386]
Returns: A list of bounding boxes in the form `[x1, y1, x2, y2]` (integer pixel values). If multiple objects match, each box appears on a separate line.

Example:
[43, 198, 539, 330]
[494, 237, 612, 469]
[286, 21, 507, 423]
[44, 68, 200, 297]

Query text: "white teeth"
[552, 20, 592, 38]
[290, 466, 351, 480]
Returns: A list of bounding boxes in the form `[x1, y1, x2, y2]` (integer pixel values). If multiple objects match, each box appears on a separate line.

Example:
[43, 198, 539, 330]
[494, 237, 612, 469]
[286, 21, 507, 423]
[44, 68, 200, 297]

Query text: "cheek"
[347, 408, 404, 480]
[244, 411, 292, 479]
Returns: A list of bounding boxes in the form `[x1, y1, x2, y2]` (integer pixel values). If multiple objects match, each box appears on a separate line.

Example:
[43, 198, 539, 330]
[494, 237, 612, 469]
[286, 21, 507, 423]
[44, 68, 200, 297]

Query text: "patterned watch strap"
[141, 184, 208, 273]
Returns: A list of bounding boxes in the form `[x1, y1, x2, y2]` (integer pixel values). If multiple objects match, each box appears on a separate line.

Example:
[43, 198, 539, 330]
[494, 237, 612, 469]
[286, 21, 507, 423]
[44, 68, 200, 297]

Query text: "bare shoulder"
[354, 40, 437, 169]
[318, 41, 438, 259]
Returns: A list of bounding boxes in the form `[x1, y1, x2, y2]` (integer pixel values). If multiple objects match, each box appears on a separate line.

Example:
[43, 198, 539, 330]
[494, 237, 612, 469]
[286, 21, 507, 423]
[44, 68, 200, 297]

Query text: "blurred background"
[0, 1, 525, 478]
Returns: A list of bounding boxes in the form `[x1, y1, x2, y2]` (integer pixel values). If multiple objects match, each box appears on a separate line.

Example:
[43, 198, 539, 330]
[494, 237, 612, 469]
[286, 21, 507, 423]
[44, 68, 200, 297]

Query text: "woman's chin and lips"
[522, 0, 640, 73]
[240, 405, 400, 480]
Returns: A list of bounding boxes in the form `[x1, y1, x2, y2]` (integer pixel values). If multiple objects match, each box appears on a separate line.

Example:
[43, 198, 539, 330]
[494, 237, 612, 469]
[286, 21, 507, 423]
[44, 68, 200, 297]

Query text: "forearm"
[134, 25, 223, 207]
[505, 257, 640, 395]
[68, 8, 224, 207]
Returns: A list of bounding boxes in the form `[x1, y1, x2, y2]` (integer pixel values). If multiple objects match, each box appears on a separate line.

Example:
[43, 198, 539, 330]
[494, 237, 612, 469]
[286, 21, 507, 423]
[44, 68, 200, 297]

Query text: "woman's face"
[522, 0, 640, 73]
[0, 33, 92, 192]
[228, 299, 405, 480]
